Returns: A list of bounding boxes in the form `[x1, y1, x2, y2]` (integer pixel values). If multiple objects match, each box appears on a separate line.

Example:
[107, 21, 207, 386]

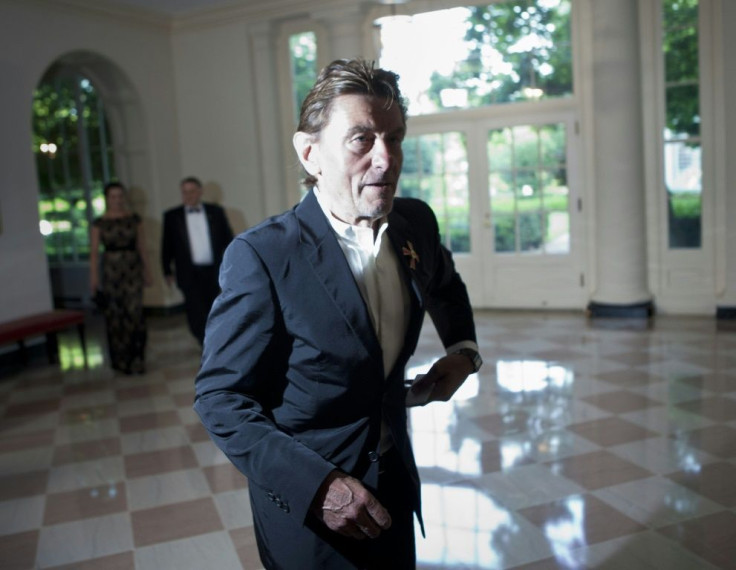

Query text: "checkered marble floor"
[1, 310, 735, 569]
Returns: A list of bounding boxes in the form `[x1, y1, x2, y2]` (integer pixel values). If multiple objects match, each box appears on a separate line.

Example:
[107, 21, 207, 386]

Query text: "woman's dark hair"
[297, 59, 407, 187]
[103, 181, 126, 198]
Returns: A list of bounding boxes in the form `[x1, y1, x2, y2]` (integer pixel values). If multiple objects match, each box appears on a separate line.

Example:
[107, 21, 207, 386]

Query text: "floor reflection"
[417, 483, 517, 569]
[406, 311, 734, 569]
[1, 310, 735, 569]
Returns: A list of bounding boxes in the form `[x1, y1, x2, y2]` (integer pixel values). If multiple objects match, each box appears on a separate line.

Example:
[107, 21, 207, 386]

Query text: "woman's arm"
[136, 218, 153, 286]
[89, 224, 100, 292]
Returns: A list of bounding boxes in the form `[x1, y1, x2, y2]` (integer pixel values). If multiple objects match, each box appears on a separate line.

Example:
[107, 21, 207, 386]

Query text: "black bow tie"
[187, 206, 202, 213]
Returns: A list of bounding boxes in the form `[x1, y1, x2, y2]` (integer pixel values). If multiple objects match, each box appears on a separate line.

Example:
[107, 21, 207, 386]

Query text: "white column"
[588, 0, 654, 317]
[717, 0, 736, 318]
[312, 4, 367, 61]
[249, 21, 287, 217]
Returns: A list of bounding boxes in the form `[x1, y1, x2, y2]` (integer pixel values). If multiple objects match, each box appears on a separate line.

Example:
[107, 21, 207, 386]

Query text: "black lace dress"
[93, 214, 146, 374]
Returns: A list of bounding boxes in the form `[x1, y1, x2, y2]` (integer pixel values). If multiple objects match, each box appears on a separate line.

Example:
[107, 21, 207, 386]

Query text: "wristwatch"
[453, 348, 482, 373]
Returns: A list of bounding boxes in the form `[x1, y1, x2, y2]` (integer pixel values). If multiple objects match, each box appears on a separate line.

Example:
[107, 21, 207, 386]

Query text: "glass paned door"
[400, 116, 583, 309]
[488, 123, 569, 255]
[662, 0, 701, 249]
[477, 116, 583, 308]
[401, 132, 470, 252]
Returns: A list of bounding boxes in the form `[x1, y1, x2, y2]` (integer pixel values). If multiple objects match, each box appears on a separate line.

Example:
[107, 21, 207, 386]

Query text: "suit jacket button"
[368, 451, 379, 463]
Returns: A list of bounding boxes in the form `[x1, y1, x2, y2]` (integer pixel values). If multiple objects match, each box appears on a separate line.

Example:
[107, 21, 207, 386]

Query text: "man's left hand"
[409, 354, 474, 404]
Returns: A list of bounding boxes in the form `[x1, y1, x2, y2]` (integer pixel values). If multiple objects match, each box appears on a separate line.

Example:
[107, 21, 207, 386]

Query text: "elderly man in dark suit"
[194, 59, 481, 569]
[161, 176, 233, 344]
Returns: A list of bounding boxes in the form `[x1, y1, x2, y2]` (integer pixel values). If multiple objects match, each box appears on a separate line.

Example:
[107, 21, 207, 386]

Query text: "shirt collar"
[313, 186, 389, 254]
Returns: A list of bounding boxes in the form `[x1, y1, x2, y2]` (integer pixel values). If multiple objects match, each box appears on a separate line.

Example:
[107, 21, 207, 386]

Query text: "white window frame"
[641, 0, 725, 313]
[277, 19, 328, 206]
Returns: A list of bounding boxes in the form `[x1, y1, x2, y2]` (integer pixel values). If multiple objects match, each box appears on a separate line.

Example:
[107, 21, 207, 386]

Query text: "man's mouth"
[362, 181, 393, 189]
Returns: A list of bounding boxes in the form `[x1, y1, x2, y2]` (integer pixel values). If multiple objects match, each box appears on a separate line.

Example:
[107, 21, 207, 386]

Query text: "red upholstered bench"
[0, 309, 87, 368]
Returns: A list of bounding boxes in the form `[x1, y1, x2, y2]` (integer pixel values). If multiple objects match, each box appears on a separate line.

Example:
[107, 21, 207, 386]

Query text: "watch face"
[470, 352, 482, 372]
[457, 348, 482, 372]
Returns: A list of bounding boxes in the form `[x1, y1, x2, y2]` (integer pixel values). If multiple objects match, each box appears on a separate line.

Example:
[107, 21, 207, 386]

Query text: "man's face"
[304, 94, 405, 227]
[180, 181, 203, 207]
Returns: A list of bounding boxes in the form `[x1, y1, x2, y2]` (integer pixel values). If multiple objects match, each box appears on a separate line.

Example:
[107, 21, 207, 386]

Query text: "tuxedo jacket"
[194, 190, 476, 559]
[160, 203, 233, 290]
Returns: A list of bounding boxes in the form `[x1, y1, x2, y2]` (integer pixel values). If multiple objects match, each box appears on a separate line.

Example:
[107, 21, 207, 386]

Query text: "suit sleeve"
[419, 202, 477, 348]
[194, 237, 336, 524]
[160, 211, 174, 278]
[218, 206, 234, 244]
[208, 204, 234, 264]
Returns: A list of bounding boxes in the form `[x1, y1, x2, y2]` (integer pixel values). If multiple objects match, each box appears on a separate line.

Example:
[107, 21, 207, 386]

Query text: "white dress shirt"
[185, 205, 214, 265]
[314, 188, 479, 451]
[314, 188, 410, 376]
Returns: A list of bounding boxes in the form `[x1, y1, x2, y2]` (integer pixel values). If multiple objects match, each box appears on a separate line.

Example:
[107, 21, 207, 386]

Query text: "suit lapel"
[295, 192, 381, 361]
[386, 209, 426, 372]
[203, 203, 215, 237]
[176, 206, 192, 256]
[387, 211, 423, 323]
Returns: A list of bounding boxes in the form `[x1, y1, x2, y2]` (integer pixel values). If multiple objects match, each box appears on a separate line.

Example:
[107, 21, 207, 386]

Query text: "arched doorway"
[31, 51, 148, 308]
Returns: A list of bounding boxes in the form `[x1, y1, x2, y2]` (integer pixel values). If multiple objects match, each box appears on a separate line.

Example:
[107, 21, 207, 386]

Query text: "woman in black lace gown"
[89, 182, 152, 374]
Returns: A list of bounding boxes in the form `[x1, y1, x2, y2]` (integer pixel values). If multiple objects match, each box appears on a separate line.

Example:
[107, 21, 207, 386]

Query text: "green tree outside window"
[34, 73, 116, 263]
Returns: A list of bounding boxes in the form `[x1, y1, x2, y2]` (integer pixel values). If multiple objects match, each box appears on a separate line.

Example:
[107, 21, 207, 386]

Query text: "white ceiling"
[102, 0, 245, 16]
[99, 0, 404, 17]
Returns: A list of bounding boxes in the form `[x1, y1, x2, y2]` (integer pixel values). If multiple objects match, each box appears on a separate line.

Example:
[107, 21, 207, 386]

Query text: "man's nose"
[371, 139, 395, 170]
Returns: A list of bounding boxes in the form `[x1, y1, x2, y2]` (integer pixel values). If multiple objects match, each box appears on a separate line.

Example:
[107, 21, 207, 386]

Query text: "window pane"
[34, 75, 110, 264]
[493, 214, 516, 252]
[540, 123, 566, 167]
[542, 168, 568, 211]
[519, 212, 543, 252]
[545, 210, 570, 253]
[665, 84, 700, 138]
[401, 132, 470, 252]
[288, 31, 317, 123]
[488, 128, 513, 170]
[378, 0, 573, 116]
[488, 123, 569, 254]
[517, 171, 541, 210]
[513, 126, 540, 169]
[662, 0, 701, 249]
[665, 140, 701, 248]
[663, 0, 699, 83]
[490, 171, 515, 211]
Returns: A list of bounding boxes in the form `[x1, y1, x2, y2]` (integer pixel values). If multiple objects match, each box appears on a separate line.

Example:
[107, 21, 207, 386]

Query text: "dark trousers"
[182, 264, 220, 344]
[253, 446, 417, 570]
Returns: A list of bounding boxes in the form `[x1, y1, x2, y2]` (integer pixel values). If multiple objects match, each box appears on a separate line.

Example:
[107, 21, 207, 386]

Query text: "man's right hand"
[311, 471, 391, 540]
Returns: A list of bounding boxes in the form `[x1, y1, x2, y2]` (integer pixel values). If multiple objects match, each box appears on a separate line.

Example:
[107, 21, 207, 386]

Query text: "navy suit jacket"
[160, 203, 233, 290]
[194, 190, 476, 553]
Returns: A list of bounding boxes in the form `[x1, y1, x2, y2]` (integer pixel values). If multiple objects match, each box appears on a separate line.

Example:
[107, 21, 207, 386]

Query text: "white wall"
[0, 0, 734, 321]
[171, 20, 268, 234]
[0, 0, 182, 320]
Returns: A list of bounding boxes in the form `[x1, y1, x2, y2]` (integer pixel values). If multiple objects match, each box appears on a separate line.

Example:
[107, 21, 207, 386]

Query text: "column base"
[716, 306, 736, 320]
[586, 300, 655, 319]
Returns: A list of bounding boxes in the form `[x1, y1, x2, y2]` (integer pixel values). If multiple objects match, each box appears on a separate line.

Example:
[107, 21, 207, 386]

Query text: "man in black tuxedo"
[194, 59, 481, 569]
[161, 176, 233, 344]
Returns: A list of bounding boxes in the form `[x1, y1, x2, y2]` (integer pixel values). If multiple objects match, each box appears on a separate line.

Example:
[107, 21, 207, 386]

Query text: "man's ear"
[293, 132, 321, 177]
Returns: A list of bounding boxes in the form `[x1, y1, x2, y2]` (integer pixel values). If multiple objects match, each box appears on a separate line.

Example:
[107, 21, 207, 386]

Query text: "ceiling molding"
[18, 0, 173, 30]
[170, 0, 374, 31]
[10, 0, 390, 33]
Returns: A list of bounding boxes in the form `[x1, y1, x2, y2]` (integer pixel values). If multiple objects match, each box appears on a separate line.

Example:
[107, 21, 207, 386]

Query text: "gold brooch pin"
[402, 241, 420, 270]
